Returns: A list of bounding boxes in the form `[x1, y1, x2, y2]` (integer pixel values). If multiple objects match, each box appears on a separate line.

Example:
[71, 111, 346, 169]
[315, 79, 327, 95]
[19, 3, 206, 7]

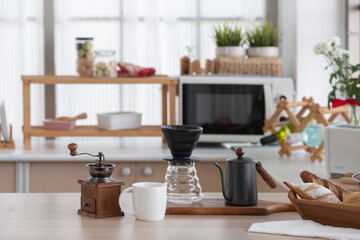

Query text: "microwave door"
[182, 84, 265, 141]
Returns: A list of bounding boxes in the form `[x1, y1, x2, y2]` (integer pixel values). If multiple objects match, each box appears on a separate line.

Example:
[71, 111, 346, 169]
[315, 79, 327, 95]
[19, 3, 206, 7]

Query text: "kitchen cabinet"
[28, 161, 285, 193]
[136, 162, 168, 183]
[0, 162, 16, 193]
[29, 162, 136, 192]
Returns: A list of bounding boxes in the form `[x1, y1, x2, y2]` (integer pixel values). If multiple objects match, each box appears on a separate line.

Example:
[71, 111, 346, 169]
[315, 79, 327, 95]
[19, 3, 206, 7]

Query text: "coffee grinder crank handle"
[68, 143, 105, 163]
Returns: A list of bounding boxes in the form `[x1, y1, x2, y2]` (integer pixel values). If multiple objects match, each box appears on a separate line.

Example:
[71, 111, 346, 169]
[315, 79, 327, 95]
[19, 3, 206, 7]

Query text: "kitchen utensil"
[288, 190, 360, 229]
[161, 125, 203, 204]
[119, 182, 167, 221]
[97, 112, 142, 130]
[94, 50, 117, 77]
[68, 143, 115, 183]
[0, 101, 10, 142]
[214, 147, 277, 206]
[43, 120, 76, 130]
[76, 37, 93, 77]
[68, 143, 125, 218]
[43, 113, 87, 130]
[54, 112, 87, 122]
[0, 124, 15, 149]
[166, 198, 295, 215]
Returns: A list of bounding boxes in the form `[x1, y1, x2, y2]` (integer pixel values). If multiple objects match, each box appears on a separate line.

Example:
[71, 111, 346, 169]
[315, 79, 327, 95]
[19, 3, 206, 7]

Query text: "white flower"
[319, 42, 330, 53]
[330, 49, 341, 59]
[313, 43, 322, 55]
[329, 36, 341, 47]
[340, 49, 351, 57]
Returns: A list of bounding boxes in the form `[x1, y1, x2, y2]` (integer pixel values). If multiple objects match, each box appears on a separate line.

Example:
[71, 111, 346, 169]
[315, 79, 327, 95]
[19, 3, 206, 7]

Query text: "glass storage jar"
[76, 37, 94, 77]
[94, 50, 117, 78]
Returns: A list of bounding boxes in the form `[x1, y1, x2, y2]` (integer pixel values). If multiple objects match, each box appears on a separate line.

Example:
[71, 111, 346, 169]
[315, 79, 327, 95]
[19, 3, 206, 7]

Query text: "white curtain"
[54, 0, 265, 126]
[0, 0, 265, 140]
[0, 0, 44, 141]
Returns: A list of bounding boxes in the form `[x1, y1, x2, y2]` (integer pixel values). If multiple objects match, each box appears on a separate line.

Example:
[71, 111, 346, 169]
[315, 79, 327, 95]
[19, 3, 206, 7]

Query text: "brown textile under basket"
[213, 57, 282, 76]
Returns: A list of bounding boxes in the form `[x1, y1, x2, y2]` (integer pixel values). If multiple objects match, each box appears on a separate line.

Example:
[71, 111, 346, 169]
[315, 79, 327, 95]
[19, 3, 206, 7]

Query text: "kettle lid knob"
[236, 147, 244, 157]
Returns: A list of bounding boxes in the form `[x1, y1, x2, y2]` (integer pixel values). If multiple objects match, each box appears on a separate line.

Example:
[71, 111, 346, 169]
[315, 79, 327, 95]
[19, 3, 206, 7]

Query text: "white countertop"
[0, 137, 327, 184]
[1, 137, 233, 162]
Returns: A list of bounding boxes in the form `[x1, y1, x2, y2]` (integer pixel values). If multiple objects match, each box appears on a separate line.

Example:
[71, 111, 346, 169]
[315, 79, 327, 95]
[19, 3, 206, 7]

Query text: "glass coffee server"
[161, 125, 204, 204]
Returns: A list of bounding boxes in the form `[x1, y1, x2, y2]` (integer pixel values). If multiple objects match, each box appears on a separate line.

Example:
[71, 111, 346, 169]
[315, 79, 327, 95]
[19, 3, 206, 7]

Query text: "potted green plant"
[246, 20, 282, 58]
[212, 23, 246, 58]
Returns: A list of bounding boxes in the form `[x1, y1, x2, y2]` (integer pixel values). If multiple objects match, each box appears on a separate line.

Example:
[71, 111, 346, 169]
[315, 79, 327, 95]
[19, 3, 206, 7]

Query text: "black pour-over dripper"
[161, 125, 203, 162]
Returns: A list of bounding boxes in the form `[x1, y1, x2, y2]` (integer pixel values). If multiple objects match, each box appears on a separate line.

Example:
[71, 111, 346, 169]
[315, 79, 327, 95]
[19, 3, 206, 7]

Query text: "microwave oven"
[179, 75, 294, 142]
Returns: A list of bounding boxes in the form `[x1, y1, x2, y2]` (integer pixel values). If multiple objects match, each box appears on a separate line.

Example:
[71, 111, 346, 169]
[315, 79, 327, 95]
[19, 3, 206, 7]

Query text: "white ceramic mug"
[119, 182, 167, 221]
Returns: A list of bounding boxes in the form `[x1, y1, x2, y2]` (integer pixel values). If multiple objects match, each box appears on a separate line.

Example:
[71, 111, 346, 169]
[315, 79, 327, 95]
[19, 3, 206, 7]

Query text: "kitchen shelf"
[22, 75, 178, 149]
[29, 125, 163, 137]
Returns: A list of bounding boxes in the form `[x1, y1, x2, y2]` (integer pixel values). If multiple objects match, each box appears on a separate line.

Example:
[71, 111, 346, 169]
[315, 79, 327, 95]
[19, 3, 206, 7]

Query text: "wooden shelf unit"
[29, 125, 162, 137]
[22, 75, 178, 150]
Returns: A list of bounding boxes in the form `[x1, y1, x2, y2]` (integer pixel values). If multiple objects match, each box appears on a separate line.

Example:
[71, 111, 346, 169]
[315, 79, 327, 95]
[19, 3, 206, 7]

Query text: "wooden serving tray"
[166, 198, 295, 215]
[288, 190, 360, 229]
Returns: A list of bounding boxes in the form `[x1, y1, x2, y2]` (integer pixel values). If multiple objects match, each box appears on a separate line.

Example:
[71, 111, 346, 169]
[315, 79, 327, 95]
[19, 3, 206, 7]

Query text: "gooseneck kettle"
[214, 148, 277, 206]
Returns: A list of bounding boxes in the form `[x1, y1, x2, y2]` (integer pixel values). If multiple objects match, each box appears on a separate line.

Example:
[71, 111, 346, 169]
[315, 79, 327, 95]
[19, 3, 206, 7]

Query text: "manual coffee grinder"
[161, 125, 204, 204]
[68, 143, 124, 218]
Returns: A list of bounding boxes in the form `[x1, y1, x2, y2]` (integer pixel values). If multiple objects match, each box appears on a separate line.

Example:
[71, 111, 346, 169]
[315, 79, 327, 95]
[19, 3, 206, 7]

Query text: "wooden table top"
[0, 192, 319, 240]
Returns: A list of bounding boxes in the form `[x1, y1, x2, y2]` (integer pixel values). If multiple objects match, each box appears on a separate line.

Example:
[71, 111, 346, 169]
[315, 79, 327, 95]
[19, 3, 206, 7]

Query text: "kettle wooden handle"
[256, 162, 277, 189]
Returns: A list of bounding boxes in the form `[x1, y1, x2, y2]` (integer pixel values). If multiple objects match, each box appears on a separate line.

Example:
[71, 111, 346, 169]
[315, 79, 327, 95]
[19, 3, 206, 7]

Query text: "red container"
[43, 120, 75, 130]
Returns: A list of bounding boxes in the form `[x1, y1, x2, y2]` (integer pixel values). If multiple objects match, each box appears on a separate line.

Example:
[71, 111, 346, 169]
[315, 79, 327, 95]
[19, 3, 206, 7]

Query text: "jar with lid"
[94, 50, 117, 78]
[76, 37, 94, 77]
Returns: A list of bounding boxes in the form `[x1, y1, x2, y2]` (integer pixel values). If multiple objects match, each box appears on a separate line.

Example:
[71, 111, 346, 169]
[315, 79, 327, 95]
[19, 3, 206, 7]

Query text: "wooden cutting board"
[166, 198, 295, 215]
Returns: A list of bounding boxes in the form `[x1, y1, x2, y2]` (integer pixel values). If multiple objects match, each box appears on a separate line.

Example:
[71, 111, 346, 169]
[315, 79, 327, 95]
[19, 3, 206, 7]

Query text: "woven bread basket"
[213, 57, 282, 76]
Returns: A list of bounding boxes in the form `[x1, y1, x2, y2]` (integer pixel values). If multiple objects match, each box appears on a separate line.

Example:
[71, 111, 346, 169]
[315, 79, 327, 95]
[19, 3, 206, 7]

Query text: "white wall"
[278, 0, 346, 106]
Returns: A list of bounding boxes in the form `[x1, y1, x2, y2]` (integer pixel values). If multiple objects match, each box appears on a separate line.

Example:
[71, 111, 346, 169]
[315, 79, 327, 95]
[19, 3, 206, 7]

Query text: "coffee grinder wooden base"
[77, 179, 125, 219]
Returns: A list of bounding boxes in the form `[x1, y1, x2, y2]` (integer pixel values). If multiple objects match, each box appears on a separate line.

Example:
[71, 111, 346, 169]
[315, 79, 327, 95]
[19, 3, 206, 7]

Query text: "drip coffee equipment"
[68, 143, 124, 218]
[214, 147, 277, 206]
[161, 125, 203, 204]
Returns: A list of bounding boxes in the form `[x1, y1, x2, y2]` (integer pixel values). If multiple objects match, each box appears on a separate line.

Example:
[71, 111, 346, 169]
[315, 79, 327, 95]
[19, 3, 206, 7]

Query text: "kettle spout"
[213, 162, 231, 202]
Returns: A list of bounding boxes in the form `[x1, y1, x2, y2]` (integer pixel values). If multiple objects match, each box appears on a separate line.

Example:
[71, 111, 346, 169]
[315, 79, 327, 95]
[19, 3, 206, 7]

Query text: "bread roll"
[300, 170, 351, 201]
[284, 181, 341, 204]
[342, 192, 360, 207]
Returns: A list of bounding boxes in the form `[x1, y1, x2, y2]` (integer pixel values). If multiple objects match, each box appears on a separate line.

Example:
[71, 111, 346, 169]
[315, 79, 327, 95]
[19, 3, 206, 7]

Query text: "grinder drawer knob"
[83, 202, 88, 207]
[144, 167, 153, 176]
[122, 167, 131, 176]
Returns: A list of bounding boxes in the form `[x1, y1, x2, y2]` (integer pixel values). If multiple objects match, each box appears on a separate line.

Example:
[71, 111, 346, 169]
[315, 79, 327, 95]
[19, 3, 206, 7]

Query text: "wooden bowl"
[288, 190, 360, 229]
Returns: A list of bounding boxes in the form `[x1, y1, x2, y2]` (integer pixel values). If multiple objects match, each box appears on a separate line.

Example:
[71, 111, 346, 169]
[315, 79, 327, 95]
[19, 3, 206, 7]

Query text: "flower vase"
[350, 104, 360, 125]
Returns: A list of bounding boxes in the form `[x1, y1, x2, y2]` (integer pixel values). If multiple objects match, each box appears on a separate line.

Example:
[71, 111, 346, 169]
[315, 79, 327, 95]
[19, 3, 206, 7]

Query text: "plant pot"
[247, 47, 279, 58]
[215, 47, 246, 58]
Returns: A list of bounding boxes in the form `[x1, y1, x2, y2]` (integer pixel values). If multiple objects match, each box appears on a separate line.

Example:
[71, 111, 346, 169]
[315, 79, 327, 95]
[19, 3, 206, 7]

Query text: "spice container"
[94, 50, 117, 77]
[76, 37, 94, 77]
